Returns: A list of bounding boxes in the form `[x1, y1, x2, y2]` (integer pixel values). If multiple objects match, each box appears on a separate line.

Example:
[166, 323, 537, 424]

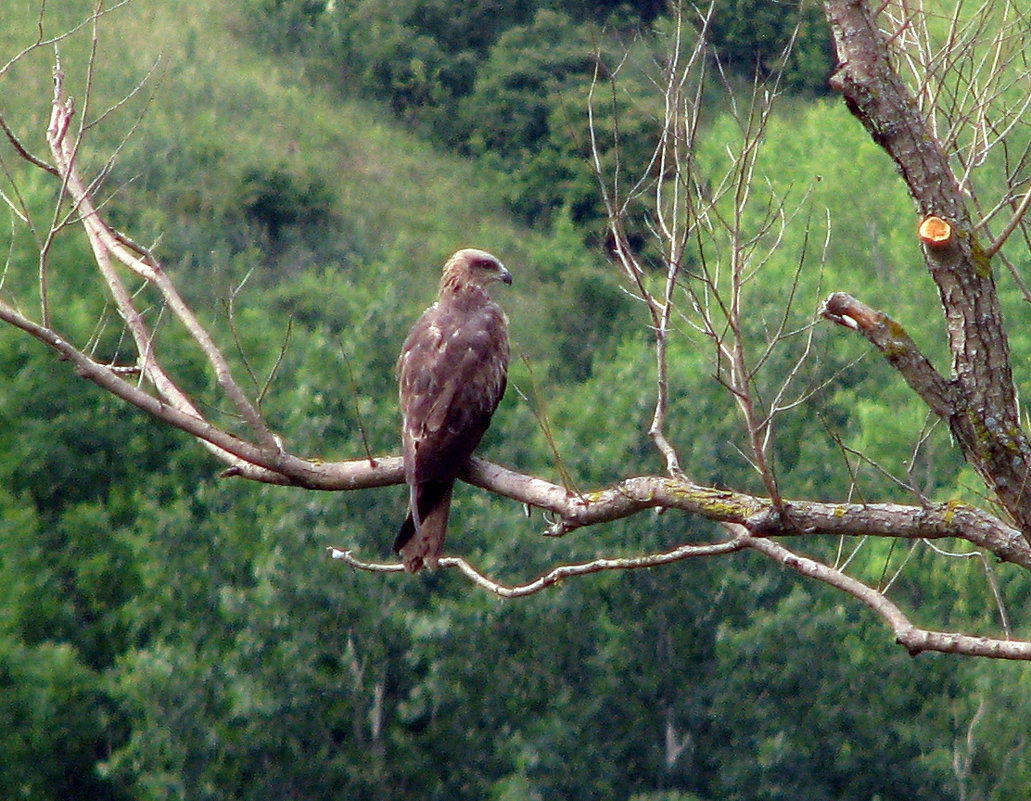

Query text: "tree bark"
[823, 0, 1031, 538]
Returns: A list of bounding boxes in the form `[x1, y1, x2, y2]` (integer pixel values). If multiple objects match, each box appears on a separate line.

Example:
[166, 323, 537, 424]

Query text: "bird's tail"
[394, 480, 454, 573]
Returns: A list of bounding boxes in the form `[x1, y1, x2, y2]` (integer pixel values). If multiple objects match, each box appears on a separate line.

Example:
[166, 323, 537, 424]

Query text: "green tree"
[707, 588, 959, 801]
[706, 0, 834, 91]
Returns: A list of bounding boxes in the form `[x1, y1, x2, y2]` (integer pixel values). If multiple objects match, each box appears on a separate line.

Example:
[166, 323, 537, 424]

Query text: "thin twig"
[329, 535, 750, 598]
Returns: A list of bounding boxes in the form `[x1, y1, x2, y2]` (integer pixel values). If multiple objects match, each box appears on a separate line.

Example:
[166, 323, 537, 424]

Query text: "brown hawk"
[394, 248, 512, 572]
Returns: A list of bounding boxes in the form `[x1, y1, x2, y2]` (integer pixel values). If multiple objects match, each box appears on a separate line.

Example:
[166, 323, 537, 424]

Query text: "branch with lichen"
[820, 292, 955, 419]
[823, 0, 1031, 537]
[5, 3, 1031, 661]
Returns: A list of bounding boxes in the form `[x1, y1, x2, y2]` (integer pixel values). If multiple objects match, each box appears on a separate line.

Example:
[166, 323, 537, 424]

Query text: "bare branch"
[825, 0, 1031, 537]
[334, 525, 1031, 659]
[746, 534, 1031, 659]
[45, 67, 282, 454]
[457, 458, 1031, 569]
[0, 113, 58, 176]
[985, 187, 1031, 256]
[0, 0, 134, 80]
[330, 535, 748, 598]
[820, 292, 955, 418]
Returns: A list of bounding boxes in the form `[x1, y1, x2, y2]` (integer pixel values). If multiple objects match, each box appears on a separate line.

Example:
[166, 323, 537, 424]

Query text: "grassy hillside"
[1, 0, 605, 367]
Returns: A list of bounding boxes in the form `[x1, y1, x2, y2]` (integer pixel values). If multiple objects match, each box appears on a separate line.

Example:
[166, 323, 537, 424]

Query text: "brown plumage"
[394, 248, 512, 572]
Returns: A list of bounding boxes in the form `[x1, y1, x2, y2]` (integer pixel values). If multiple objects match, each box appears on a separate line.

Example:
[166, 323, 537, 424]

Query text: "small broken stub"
[918, 215, 953, 248]
[821, 292, 874, 331]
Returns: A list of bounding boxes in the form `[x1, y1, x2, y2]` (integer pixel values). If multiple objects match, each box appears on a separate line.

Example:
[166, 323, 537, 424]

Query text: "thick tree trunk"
[822, 0, 1031, 538]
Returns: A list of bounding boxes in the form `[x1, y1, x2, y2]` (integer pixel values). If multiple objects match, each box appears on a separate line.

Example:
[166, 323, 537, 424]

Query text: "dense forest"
[1, 0, 1030, 799]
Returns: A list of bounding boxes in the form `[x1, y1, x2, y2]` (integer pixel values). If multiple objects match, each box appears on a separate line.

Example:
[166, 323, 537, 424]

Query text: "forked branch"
[824, 0, 1031, 538]
[3, 2, 1031, 660]
[334, 522, 1031, 660]
[46, 67, 282, 455]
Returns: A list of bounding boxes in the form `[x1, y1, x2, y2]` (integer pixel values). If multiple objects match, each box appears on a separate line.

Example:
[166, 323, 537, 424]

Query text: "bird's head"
[441, 248, 513, 293]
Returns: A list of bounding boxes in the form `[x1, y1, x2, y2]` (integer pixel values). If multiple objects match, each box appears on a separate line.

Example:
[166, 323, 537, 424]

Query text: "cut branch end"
[918, 215, 954, 248]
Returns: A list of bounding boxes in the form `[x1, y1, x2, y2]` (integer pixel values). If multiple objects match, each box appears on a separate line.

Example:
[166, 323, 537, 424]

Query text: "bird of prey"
[394, 248, 512, 572]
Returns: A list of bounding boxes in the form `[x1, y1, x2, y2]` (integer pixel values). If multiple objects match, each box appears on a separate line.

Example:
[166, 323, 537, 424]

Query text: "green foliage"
[706, 0, 835, 91]
[0, 637, 124, 801]
[242, 0, 833, 237]
[707, 588, 960, 801]
[99, 479, 412, 799]
[454, 9, 593, 159]
[281, 0, 538, 117]
[247, 0, 327, 52]
[631, 794, 712, 801]
[451, 11, 662, 236]
[234, 165, 335, 251]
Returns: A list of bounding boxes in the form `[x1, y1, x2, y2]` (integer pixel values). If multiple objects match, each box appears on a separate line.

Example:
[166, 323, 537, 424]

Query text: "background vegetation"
[1, 0, 1029, 799]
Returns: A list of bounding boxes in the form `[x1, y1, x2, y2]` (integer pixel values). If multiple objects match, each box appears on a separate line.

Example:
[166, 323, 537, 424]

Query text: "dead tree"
[2, 0, 1031, 659]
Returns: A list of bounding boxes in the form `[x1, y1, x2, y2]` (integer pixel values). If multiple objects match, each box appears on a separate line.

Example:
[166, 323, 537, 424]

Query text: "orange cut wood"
[918, 215, 953, 247]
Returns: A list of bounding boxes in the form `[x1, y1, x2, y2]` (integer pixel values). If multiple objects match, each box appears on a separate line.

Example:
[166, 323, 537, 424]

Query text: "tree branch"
[746, 534, 1031, 660]
[986, 187, 1031, 257]
[823, 0, 1031, 537]
[46, 67, 283, 455]
[329, 535, 750, 598]
[820, 291, 955, 418]
[8, 277, 1026, 578]
[334, 525, 1031, 660]
[7, 273, 1027, 578]
[460, 457, 1031, 569]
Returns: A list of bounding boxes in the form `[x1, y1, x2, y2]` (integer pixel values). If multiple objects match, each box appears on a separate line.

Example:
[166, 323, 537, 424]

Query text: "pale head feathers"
[440, 248, 513, 293]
